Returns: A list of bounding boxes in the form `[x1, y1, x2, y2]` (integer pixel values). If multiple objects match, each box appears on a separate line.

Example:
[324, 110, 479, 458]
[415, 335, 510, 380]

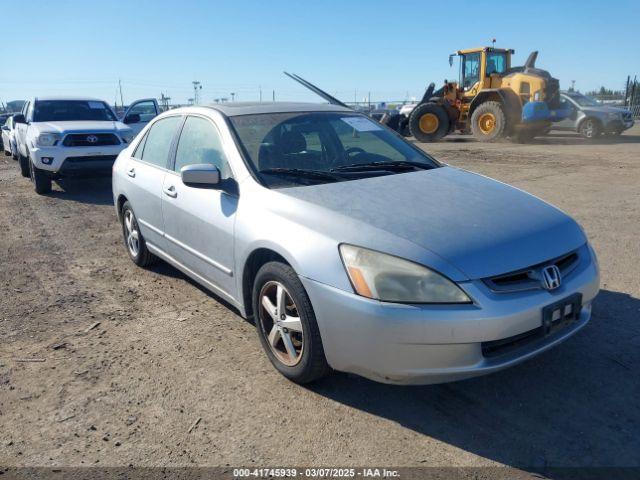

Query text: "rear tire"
[579, 118, 601, 139]
[19, 154, 30, 177]
[470, 101, 506, 142]
[409, 103, 449, 142]
[30, 161, 52, 194]
[120, 201, 157, 267]
[252, 261, 330, 384]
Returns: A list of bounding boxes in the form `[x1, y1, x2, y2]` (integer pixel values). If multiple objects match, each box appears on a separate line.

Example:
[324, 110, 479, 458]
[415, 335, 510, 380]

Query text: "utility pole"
[118, 79, 124, 109]
[192, 81, 202, 104]
[570, 80, 576, 92]
[272, 90, 275, 102]
[259, 86, 262, 102]
[159, 92, 171, 110]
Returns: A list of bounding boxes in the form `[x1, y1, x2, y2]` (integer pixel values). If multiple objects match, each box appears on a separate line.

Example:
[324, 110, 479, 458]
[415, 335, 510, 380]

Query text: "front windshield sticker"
[341, 116, 383, 132]
[88, 101, 105, 109]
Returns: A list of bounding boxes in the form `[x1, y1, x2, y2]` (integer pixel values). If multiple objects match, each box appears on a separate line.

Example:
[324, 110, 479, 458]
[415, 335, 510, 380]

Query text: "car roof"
[34, 96, 108, 102]
[201, 101, 354, 117]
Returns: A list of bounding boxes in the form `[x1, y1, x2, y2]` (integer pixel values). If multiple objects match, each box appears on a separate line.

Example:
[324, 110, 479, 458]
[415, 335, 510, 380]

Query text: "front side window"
[486, 52, 507, 76]
[127, 101, 157, 122]
[138, 116, 182, 168]
[567, 93, 599, 107]
[462, 53, 481, 89]
[174, 116, 231, 177]
[230, 112, 438, 188]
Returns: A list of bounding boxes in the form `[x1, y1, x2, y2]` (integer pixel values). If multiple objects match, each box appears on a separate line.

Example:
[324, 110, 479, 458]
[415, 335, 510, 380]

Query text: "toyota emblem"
[86, 135, 99, 144]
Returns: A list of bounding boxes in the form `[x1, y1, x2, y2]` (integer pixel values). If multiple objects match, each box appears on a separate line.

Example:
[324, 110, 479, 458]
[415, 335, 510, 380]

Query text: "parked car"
[1, 115, 18, 159]
[112, 102, 599, 385]
[13, 96, 156, 194]
[553, 92, 635, 138]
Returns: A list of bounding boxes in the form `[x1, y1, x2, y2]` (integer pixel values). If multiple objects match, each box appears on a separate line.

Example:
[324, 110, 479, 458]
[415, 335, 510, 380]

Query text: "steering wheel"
[345, 147, 366, 157]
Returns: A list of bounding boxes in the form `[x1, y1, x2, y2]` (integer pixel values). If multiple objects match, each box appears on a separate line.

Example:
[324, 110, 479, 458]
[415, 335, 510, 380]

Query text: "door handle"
[163, 185, 177, 198]
[127, 167, 135, 178]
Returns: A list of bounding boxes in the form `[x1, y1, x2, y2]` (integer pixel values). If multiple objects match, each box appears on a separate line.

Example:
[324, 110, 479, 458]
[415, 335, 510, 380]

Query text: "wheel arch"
[241, 247, 293, 320]
[116, 194, 129, 222]
[469, 88, 521, 122]
[577, 115, 603, 133]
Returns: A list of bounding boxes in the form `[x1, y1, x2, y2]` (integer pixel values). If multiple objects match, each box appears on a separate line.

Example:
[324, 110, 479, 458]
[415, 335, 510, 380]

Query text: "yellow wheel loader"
[405, 47, 568, 143]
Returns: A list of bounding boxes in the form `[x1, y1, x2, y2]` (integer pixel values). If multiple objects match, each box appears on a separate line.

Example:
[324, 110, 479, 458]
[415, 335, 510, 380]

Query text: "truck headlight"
[120, 131, 135, 143]
[36, 133, 61, 147]
[339, 244, 471, 304]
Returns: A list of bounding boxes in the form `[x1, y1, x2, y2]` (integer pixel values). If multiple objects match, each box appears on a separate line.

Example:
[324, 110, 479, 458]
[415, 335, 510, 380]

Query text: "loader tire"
[470, 101, 506, 142]
[409, 103, 449, 142]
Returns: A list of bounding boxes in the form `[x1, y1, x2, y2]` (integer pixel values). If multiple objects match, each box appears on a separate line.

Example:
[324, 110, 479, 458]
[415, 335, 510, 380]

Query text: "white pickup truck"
[13, 96, 159, 194]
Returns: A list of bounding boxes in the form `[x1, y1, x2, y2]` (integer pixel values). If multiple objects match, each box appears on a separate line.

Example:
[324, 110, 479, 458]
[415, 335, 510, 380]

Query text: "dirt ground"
[1, 127, 639, 475]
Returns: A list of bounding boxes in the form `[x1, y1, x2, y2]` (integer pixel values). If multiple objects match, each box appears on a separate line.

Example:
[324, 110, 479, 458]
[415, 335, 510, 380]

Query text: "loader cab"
[451, 48, 513, 97]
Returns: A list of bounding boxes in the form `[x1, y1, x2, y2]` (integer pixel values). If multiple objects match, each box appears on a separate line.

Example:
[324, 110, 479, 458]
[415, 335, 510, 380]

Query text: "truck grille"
[483, 250, 579, 293]
[62, 133, 121, 147]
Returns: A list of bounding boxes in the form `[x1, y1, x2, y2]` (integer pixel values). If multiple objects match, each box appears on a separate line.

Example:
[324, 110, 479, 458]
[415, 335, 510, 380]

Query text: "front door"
[123, 99, 160, 136]
[161, 115, 238, 302]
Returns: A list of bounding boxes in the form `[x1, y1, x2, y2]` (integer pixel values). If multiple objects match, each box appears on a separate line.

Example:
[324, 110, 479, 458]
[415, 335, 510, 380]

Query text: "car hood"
[278, 167, 586, 280]
[34, 120, 129, 133]
[581, 105, 630, 115]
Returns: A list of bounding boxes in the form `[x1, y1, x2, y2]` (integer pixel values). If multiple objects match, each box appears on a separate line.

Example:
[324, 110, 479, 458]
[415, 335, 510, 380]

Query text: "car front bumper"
[301, 245, 599, 385]
[30, 144, 126, 177]
[604, 118, 634, 133]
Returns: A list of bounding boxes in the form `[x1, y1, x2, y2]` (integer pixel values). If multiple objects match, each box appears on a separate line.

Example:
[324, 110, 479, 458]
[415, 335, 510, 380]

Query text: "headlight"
[120, 131, 135, 143]
[533, 91, 541, 101]
[36, 133, 60, 147]
[339, 244, 471, 304]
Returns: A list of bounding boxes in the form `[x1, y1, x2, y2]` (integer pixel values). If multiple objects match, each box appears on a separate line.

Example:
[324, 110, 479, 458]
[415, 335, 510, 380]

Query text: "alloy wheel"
[123, 209, 140, 257]
[258, 281, 304, 366]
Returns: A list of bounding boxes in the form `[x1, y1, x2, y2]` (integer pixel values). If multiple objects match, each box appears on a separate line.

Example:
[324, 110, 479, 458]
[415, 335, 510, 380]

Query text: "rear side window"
[174, 116, 231, 177]
[139, 116, 182, 168]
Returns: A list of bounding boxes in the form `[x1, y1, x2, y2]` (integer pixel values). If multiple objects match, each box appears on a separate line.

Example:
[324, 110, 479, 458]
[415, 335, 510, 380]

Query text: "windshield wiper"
[258, 167, 342, 182]
[331, 160, 432, 172]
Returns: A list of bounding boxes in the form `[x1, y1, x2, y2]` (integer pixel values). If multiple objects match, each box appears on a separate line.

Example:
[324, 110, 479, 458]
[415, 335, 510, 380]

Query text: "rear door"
[122, 99, 160, 136]
[124, 115, 182, 252]
[161, 114, 238, 302]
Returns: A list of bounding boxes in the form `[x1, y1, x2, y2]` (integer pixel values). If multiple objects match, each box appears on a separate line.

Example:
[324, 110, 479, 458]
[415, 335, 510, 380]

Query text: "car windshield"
[229, 112, 439, 188]
[566, 93, 600, 107]
[33, 100, 117, 122]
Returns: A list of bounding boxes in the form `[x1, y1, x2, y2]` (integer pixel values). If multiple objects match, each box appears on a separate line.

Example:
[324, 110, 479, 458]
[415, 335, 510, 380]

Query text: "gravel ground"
[0, 127, 638, 475]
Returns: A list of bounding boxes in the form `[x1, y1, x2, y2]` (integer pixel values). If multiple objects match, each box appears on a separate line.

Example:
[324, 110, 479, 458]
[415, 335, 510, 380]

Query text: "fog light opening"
[41, 157, 54, 165]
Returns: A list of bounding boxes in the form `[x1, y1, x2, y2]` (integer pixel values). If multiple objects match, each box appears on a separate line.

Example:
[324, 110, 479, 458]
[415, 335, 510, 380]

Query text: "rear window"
[33, 100, 117, 122]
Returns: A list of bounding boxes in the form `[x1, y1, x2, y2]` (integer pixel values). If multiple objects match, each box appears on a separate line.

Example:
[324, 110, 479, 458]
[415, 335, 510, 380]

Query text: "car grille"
[62, 133, 121, 147]
[483, 250, 579, 293]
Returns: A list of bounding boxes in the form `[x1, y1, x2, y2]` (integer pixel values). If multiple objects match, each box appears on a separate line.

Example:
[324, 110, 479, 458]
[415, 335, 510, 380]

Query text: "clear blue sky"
[2, 0, 639, 105]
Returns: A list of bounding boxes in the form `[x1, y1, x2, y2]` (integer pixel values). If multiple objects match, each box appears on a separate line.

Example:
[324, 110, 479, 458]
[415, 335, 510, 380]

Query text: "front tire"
[121, 201, 156, 267]
[470, 101, 507, 142]
[19, 154, 30, 177]
[253, 261, 330, 384]
[579, 118, 601, 139]
[30, 161, 52, 194]
[409, 103, 450, 142]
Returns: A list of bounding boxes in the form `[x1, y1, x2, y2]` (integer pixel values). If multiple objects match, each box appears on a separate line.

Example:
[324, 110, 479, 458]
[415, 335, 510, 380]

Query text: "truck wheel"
[470, 101, 506, 142]
[579, 118, 601, 139]
[409, 103, 449, 142]
[19, 154, 30, 177]
[30, 161, 52, 194]
[253, 261, 330, 384]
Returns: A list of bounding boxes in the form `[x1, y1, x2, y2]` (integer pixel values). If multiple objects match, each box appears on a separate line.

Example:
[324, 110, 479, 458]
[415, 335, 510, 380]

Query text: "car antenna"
[283, 72, 351, 109]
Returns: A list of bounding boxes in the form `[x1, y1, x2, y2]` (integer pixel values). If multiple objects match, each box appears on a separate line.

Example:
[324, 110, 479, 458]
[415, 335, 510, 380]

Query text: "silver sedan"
[112, 102, 599, 385]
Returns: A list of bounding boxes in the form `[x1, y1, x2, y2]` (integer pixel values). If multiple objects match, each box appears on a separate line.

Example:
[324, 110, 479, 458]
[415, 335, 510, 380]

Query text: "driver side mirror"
[124, 113, 141, 124]
[181, 164, 221, 189]
[1, 125, 9, 131]
[13, 114, 26, 124]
